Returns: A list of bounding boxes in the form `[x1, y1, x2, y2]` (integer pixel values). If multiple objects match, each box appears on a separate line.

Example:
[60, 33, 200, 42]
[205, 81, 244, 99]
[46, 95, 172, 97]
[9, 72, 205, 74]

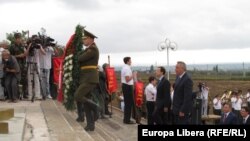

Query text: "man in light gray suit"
[173, 61, 193, 124]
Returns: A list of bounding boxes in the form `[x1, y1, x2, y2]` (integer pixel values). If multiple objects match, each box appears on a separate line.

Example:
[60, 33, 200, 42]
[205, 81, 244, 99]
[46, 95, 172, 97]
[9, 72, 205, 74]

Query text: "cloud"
[94, 0, 250, 53]
[0, 0, 39, 4]
[0, 0, 250, 54]
[58, 0, 100, 10]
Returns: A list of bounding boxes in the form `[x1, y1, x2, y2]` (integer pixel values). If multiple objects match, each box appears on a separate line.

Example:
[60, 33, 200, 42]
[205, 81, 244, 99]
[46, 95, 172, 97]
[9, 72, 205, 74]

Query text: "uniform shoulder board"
[92, 44, 97, 48]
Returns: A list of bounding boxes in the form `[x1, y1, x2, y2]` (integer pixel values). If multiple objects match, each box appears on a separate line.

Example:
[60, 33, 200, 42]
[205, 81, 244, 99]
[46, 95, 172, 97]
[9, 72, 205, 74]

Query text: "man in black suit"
[220, 103, 238, 125]
[173, 61, 193, 124]
[152, 66, 171, 125]
[240, 107, 250, 125]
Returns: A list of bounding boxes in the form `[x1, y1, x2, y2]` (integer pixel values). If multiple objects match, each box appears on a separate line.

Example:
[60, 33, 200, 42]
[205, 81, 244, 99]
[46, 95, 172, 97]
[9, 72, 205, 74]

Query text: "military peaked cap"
[83, 29, 97, 39]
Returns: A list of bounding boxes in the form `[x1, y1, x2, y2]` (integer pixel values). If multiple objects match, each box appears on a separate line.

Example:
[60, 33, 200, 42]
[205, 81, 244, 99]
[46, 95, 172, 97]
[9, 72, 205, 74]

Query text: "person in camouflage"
[9, 33, 28, 99]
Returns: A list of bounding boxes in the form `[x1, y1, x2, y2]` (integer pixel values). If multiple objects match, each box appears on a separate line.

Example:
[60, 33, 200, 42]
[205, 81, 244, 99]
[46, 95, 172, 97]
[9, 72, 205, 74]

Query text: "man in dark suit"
[153, 66, 171, 125]
[173, 61, 193, 124]
[220, 103, 238, 125]
[240, 106, 250, 125]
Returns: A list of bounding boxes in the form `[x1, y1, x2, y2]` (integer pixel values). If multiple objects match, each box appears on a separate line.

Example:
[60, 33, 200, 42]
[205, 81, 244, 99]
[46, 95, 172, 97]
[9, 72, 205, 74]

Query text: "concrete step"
[0, 122, 8, 134]
[54, 101, 139, 141]
[0, 108, 14, 121]
[41, 100, 95, 141]
[0, 113, 26, 141]
[54, 101, 110, 141]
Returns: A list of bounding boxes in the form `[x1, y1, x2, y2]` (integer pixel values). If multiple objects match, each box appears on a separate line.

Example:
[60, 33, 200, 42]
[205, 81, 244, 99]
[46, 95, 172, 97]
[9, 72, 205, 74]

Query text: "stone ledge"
[0, 122, 8, 134]
[0, 113, 26, 141]
[0, 108, 14, 121]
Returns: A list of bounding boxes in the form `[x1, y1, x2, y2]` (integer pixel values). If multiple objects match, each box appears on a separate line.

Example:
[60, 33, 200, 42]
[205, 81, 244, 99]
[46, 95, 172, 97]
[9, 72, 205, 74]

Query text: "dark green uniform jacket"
[78, 43, 99, 84]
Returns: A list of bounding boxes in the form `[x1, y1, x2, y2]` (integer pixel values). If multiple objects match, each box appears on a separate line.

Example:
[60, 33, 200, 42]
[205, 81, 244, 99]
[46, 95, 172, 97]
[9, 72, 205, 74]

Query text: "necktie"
[243, 118, 246, 124]
[157, 79, 161, 87]
[175, 77, 181, 85]
[223, 114, 227, 123]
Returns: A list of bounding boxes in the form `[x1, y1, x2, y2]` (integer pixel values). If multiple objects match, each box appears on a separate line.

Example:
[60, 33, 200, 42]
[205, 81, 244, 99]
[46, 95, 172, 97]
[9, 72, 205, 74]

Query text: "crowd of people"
[212, 89, 250, 124]
[1, 29, 249, 133]
[121, 58, 250, 125]
[0, 33, 54, 102]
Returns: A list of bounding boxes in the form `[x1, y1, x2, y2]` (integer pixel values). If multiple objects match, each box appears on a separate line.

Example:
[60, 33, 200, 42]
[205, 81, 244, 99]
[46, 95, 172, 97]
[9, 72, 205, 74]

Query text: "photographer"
[39, 44, 54, 99]
[26, 35, 46, 100]
[199, 82, 209, 116]
[2, 49, 20, 103]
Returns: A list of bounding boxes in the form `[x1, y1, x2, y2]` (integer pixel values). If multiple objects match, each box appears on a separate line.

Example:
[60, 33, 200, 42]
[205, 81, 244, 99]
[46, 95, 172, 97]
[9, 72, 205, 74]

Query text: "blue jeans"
[40, 69, 50, 97]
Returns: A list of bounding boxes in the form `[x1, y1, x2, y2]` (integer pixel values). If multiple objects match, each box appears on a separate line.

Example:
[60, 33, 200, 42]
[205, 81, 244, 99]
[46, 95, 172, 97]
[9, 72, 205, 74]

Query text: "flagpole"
[108, 55, 112, 118]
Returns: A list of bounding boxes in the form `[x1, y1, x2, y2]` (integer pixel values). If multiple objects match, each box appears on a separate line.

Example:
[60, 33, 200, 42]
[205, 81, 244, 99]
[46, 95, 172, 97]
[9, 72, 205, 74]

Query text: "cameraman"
[26, 35, 46, 100]
[2, 49, 20, 103]
[39, 44, 54, 99]
[200, 82, 209, 116]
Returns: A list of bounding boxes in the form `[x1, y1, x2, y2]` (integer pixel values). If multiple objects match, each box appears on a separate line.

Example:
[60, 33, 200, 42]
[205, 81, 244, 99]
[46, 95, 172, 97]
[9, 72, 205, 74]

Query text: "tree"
[6, 30, 29, 44]
[213, 65, 219, 73]
[150, 65, 154, 73]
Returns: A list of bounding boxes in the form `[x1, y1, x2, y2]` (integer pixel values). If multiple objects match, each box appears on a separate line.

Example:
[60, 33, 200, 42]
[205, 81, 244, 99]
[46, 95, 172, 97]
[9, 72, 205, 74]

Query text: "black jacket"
[156, 76, 171, 109]
[173, 73, 193, 115]
[239, 116, 250, 125]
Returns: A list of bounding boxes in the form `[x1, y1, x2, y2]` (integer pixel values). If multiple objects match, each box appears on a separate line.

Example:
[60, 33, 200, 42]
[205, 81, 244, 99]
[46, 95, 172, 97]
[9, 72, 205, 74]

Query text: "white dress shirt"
[39, 46, 54, 69]
[121, 64, 133, 85]
[231, 97, 237, 109]
[145, 83, 157, 102]
[234, 98, 242, 111]
[201, 87, 209, 100]
[243, 115, 249, 124]
[213, 98, 222, 110]
[246, 92, 250, 102]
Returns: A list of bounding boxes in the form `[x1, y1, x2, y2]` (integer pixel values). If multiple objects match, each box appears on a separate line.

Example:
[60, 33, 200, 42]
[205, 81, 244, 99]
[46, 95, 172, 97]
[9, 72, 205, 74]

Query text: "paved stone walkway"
[0, 99, 140, 141]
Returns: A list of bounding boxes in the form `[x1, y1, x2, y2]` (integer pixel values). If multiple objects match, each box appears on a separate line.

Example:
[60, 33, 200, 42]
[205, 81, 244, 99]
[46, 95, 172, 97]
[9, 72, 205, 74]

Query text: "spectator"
[153, 66, 171, 125]
[118, 91, 125, 112]
[121, 56, 136, 124]
[2, 49, 20, 102]
[213, 94, 222, 124]
[240, 107, 250, 125]
[219, 103, 238, 125]
[0, 41, 6, 100]
[144, 76, 157, 125]
[173, 61, 193, 125]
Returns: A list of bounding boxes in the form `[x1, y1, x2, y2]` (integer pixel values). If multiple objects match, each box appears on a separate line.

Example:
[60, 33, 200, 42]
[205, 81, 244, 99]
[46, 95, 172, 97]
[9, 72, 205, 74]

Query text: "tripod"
[27, 55, 45, 102]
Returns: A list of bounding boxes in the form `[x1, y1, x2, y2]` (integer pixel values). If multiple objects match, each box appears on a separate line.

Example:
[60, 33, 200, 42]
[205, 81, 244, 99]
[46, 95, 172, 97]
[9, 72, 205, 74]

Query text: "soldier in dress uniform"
[9, 33, 28, 99]
[74, 29, 99, 131]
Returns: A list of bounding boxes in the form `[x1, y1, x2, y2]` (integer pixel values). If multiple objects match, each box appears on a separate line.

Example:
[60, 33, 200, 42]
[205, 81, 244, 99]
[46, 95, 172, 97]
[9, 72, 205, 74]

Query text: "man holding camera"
[200, 82, 209, 116]
[2, 50, 20, 102]
[39, 45, 54, 99]
[26, 35, 46, 100]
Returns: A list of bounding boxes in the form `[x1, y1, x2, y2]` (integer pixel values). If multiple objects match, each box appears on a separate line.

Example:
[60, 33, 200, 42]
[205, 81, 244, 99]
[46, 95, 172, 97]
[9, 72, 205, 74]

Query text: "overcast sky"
[0, 0, 250, 66]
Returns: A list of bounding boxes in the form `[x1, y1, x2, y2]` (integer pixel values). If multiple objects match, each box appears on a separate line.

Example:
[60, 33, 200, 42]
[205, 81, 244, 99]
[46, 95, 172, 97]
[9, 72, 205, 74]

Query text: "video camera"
[27, 33, 56, 56]
[198, 82, 205, 92]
